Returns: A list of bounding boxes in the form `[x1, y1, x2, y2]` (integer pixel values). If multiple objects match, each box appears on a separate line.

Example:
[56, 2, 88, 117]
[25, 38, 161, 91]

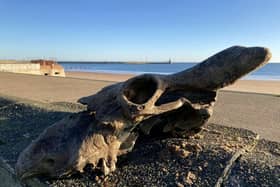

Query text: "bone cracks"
[16, 46, 271, 179]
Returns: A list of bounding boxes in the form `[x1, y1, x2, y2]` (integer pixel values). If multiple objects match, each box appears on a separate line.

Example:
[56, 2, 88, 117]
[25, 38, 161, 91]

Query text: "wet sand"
[0, 71, 279, 142]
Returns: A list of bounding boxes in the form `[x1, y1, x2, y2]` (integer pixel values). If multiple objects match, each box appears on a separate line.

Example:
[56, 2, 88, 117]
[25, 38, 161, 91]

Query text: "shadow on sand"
[0, 96, 85, 167]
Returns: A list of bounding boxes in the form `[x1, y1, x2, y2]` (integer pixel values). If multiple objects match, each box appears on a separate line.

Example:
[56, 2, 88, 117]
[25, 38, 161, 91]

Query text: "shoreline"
[66, 71, 280, 95]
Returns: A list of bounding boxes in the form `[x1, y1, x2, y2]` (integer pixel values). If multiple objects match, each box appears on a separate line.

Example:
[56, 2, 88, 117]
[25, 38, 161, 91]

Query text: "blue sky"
[0, 0, 279, 62]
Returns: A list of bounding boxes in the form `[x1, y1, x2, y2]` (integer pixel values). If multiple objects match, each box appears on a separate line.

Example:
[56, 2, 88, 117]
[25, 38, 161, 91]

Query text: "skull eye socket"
[123, 76, 158, 104]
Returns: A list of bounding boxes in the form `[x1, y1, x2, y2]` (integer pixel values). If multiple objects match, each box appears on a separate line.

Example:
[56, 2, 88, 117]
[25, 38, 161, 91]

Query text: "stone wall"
[0, 60, 65, 77]
[0, 63, 41, 75]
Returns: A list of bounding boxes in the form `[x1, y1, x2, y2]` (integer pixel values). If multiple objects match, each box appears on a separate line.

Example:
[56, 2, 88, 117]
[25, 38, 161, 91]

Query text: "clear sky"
[0, 0, 279, 62]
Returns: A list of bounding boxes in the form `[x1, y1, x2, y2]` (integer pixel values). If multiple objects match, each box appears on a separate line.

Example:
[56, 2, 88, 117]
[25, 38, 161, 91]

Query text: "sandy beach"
[0, 71, 279, 142]
[66, 71, 280, 95]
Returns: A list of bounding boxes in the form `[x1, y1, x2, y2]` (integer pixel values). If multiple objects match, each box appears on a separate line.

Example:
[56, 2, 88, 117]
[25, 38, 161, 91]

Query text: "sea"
[58, 62, 280, 81]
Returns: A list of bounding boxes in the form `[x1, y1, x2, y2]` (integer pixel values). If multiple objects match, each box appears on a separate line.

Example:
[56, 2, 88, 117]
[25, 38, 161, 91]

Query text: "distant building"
[0, 59, 65, 77]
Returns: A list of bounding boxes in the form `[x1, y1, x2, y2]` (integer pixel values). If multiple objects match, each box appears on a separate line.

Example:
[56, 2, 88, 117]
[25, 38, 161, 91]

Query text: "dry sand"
[0, 72, 113, 103]
[66, 71, 135, 82]
[0, 71, 279, 142]
[66, 71, 280, 95]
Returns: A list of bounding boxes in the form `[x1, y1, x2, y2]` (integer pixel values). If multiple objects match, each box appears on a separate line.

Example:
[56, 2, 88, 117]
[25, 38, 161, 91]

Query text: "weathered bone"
[16, 46, 271, 179]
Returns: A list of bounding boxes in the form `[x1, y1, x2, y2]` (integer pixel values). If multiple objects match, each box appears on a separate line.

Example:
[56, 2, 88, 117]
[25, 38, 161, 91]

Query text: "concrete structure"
[0, 60, 65, 77]
[31, 60, 65, 77]
[0, 63, 41, 75]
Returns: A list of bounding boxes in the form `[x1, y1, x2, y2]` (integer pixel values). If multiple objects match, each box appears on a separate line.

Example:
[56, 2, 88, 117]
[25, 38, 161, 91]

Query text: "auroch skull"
[16, 46, 271, 179]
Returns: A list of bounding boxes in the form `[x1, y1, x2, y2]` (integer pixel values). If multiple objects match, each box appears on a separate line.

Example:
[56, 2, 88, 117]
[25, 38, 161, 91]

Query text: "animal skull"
[16, 46, 271, 179]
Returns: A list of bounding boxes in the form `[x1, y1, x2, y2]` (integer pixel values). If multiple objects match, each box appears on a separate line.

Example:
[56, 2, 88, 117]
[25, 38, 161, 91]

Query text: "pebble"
[234, 136, 242, 141]
[194, 134, 203, 139]
[273, 148, 280, 155]
[95, 176, 99, 182]
[178, 149, 191, 158]
[176, 182, 184, 187]
[248, 168, 251, 174]
[185, 171, 197, 185]
[23, 133, 30, 138]
[171, 145, 180, 152]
